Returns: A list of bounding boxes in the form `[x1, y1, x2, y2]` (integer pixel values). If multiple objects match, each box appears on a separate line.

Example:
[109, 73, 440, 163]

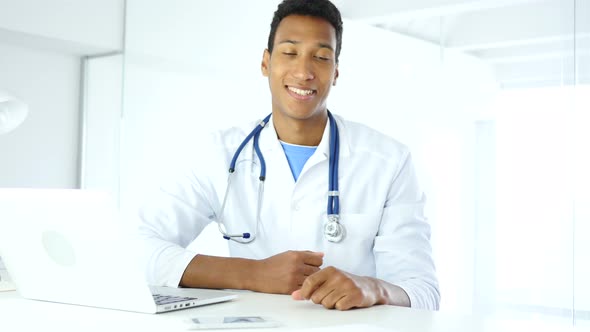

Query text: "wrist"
[368, 277, 388, 305]
[240, 258, 262, 291]
[369, 277, 410, 307]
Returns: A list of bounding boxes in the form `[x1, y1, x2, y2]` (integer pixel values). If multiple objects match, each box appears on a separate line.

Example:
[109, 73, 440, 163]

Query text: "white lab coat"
[138, 114, 440, 310]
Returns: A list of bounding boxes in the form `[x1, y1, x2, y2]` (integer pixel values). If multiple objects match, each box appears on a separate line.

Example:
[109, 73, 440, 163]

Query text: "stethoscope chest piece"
[324, 215, 345, 243]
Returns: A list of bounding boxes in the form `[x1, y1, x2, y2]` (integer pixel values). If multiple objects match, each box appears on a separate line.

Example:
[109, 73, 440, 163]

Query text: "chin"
[286, 112, 319, 121]
[280, 106, 324, 121]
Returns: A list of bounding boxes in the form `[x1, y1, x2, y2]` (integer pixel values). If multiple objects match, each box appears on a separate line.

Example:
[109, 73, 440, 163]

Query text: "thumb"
[291, 289, 304, 301]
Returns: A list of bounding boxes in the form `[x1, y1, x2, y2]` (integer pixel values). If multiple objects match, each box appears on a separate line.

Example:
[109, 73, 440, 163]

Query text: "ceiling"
[333, 0, 590, 89]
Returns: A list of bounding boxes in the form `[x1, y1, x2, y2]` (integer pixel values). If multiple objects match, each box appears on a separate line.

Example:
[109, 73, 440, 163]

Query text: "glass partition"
[429, 0, 580, 326]
[573, 0, 590, 326]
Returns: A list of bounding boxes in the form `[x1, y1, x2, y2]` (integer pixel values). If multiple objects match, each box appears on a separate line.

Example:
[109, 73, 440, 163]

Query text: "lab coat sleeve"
[137, 166, 219, 287]
[374, 150, 440, 310]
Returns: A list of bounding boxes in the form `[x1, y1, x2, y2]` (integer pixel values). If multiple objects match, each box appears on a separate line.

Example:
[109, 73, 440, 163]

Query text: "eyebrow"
[278, 39, 334, 51]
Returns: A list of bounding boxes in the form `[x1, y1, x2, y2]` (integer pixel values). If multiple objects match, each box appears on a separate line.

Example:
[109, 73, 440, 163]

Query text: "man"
[138, 0, 439, 311]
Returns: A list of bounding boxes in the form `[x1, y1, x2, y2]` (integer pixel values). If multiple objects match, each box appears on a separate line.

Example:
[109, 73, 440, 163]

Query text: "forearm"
[180, 251, 324, 294]
[179, 254, 258, 290]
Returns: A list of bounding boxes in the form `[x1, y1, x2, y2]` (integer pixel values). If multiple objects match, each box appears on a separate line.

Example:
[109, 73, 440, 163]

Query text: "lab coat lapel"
[255, 113, 352, 184]
[255, 116, 295, 247]
[299, 114, 350, 177]
[258, 116, 295, 186]
[298, 118, 330, 176]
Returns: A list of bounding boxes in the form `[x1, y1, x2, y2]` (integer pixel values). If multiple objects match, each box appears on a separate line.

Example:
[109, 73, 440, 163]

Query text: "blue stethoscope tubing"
[325, 111, 345, 242]
[217, 111, 345, 243]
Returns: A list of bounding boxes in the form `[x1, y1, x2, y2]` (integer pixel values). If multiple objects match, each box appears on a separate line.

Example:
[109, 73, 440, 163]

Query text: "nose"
[292, 56, 315, 81]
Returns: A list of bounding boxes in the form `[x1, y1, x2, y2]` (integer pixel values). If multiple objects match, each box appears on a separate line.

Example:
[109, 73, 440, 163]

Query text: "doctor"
[138, 0, 439, 311]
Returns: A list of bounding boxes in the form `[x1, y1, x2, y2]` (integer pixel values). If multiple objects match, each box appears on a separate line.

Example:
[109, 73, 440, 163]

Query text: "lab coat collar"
[258, 112, 351, 159]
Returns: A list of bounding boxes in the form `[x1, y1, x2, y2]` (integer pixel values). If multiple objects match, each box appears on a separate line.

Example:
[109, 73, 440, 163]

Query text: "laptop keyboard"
[152, 293, 198, 305]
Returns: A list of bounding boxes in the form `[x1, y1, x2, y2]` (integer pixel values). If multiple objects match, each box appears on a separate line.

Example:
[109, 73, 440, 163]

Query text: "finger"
[307, 274, 339, 305]
[299, 271, 328, 299]
[302, 264, 321, 276]
[296, 273, 308, 287]
[322, 289, 347, 310]
[311, 285, 336, 306]
[334, 295, 357, 311]
[302, 251, 324, 266]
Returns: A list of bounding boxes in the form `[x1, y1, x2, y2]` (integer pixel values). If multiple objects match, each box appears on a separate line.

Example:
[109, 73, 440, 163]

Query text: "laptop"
[0, 188, 237, 313]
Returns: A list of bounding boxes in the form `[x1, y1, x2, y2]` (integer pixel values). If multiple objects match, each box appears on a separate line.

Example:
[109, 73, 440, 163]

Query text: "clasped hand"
[255, 250, 382, 310]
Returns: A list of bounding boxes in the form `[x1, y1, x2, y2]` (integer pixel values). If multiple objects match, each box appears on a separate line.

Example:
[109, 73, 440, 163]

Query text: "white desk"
[0, 290, 584, 332]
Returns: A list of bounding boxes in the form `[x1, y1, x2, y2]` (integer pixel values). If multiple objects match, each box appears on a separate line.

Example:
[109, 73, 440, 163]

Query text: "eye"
[314, 55, 331, 61]
[282, 52, 297, 56]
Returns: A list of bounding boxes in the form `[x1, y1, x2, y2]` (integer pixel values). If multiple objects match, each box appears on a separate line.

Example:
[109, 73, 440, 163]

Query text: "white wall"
[120, 0, 282, 214]
[0, 0, 124, 55]
[0, 0, 125, 278]
[0, 0, 124, 188]
[0, 43, 81, 188]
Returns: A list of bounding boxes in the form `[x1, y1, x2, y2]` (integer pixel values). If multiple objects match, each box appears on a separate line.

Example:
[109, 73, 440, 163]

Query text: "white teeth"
[288, 86, 314, 96]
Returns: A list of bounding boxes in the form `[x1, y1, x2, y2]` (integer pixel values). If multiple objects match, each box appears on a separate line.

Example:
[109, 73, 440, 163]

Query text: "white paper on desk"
[301, 324, 398, 332]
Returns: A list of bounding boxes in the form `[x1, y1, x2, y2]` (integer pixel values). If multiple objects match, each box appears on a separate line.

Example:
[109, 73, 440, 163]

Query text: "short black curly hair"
[267, 0, 343, 63]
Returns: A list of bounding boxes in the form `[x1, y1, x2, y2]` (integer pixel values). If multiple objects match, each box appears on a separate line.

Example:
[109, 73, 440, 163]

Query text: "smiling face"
[262, 15, 339, 125]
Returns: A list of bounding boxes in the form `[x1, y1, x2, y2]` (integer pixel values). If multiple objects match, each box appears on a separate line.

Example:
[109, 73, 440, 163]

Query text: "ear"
[332, 65, 339, 86]
[261, 49, 271, 77]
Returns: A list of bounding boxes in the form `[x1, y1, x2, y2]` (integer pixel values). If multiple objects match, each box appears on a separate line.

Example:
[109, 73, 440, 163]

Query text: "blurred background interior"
[0, 0, 588, 327]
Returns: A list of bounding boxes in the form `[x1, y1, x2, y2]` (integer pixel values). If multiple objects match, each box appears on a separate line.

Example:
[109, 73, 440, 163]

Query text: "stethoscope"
[217, 111, 345, 243]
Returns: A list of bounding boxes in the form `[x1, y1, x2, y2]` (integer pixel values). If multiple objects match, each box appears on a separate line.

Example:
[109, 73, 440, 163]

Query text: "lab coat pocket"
[373, 235, 394, 253]
[323, 212, 381, 276]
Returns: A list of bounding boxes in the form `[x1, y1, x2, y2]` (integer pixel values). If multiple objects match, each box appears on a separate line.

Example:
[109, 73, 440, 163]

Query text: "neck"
[272, 111, 327, 146]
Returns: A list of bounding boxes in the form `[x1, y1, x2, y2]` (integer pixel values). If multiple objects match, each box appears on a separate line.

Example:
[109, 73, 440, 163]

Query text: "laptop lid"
[0, 188, 236, 313]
